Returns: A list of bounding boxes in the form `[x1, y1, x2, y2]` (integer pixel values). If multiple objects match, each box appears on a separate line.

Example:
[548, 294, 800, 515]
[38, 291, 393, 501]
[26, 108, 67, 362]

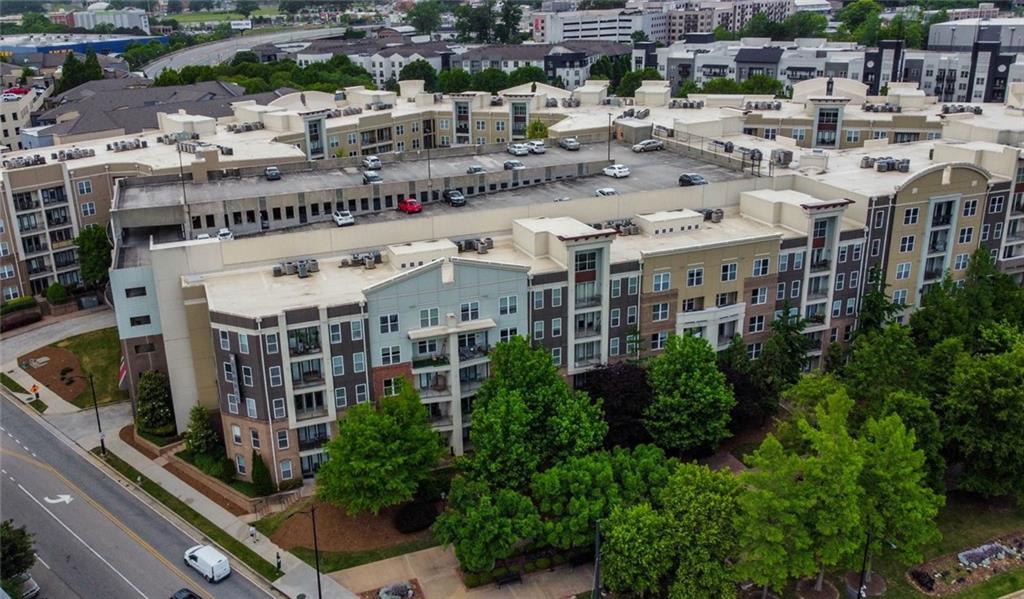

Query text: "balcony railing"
[47, 217, 70, 227]
[810, 259, 830, 272]
[1011, 203, 1024, 215]
[575, 325, 601, 339]
[932, 214, 952, 226]
[460, 379, 484, 395]
[924, 269, 944, 281]
[14, 200, 39, 212]
[52, 239, 74, 250]
[420, 384, 451, 399]
[18, 222, 42, 233]
[575, 294, 602, 309]
[457, 345, 488, 361]
[41, 196, 68, 207]
[1006, 230, 1024, 242]
[574, 356, 601, 368]
[23, 243, 49, 255]
[806, 313, 826, 324]
[413, 354, 449, 369]
[298, 434, 329, 451]
[428, 412, 454, 427]
[807, 288, 829, 300]
[295, 406, 328, 421]
[292, 372, 324, 389]
[928, 241, 947, 253]
[27, 264, 50, 275]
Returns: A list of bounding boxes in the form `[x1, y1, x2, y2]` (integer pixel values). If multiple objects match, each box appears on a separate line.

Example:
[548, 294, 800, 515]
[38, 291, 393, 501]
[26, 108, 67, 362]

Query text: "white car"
[216, 228, 234, 241]
[507, 143, 530, 156]
[595, 187, 618, 197]
[525, 140, 547, 154]
[184, 545, 231, 582]
[602, 164, 631, 178]
[332, 210, 355, 226]
[632, 139, 664, 152]
[362, 155, 382, 169]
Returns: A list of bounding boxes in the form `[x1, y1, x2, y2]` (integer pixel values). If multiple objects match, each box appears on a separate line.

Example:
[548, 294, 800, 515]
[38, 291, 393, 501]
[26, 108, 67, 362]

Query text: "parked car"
[12, 572, 39, 599]
[184, 545, 231, 582]
[506, 143, 529, 156]
[678, 173, 708, 186]
[594, 187, 618, 197]
[443, 189, 466, 206]
[362, 170, 382, 184]
[602, 164, 631, 178]
[362, 155, 382, 169]
[525, 140, 546, 154]
[216, 228, 233, 241]
[503, 160, 526, 170]
[170, 589, 202, 599]
[195, 233, 211, 240]
[558, 137, 581, 150]
[466, 164, 484, 174]
[264, 166, 281, 180]
[632, 139, 664, 152]
[397, 197, 422, 214]
[332, 210, 355, 226]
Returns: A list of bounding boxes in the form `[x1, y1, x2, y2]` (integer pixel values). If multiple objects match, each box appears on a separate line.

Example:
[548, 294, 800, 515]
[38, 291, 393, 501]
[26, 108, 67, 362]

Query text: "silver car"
[631, 139, 664, 152]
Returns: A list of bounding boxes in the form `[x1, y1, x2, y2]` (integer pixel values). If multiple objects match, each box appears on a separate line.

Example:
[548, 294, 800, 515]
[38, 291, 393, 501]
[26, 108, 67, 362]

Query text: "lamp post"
[606, 113, 612, 162]
[68, 373, 105, 456]
[856, 530, 871, 599]
[285, 504, 323, 599]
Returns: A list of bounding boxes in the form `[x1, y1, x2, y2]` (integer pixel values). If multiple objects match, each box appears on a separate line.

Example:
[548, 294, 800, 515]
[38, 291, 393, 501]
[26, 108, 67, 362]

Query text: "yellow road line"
[1, 447, 214, 599]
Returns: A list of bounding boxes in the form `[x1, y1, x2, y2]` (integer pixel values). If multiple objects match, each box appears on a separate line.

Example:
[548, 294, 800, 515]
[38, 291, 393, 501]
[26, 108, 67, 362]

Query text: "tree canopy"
[398, 59, 438, 93]
[616, 68, 662, 97]
[405, 0, 442, 34]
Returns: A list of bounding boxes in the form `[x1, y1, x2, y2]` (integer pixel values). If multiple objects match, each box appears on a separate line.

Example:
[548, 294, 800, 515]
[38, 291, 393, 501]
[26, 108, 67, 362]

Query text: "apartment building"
[48, 5, 151, 34]
[531, 9, 669, 44]
[453, 41, 631, 89]
[1, 87, 47, 152]
[927, 18, 1024, 53]
[903, 44, 1020, 104]
[665, 0, 792, 40]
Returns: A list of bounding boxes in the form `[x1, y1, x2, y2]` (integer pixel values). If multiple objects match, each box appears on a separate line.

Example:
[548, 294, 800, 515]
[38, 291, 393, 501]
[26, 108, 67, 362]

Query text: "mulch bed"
[18, 346, 84, 403]
[357, 579, 424, 599]
[796, 578, 839, 599]
[120, 425, 159, 460]
[163, 458, 248, 517]
[271, 501, 431, 553]
[906, 530, 1024, 596]
[842, 571, 887, 596]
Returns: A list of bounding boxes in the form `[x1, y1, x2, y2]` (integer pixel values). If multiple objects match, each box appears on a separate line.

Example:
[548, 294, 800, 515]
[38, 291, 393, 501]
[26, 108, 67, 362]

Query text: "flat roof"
[516, 216, 612, 238]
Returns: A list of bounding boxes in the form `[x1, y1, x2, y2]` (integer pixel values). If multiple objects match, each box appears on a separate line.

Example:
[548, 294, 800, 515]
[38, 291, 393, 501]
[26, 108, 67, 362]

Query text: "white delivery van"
[184, 545, 231, 582]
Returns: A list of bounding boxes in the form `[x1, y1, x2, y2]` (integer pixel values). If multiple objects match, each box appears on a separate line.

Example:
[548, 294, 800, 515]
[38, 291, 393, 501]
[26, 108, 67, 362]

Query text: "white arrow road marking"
[44, 494, 74, 505]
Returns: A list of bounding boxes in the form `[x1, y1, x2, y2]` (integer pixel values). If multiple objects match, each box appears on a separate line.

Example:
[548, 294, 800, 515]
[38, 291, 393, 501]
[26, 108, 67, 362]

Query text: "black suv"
[443, 189, 466, 206]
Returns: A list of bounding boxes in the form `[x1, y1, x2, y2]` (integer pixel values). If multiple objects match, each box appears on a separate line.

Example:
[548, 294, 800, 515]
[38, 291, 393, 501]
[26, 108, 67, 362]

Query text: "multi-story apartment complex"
[1, 87, 48, 152]
[926, 18, 1024, 53]
[665, 0, 792, 40]
[531, 9, 669, 43]
[48, 5, 151, 34]
[452, 42, 631, 90]
[922, 3, 999, 22]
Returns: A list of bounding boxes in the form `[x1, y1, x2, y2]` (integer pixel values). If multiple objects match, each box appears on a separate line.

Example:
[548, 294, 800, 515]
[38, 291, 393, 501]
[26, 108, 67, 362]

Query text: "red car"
[397, 197, 422, 214]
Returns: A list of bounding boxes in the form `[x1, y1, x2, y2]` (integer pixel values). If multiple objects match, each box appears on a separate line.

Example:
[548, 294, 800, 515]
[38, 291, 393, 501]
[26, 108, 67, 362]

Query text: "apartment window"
[896, 262, 911, 280]
[81, 202, 96, 217]
[903, 207, 919, 225]
[265, 333, 279, 355]
[609, 337, 620, 356]
[777, 282, 786, 300]
[989, 196, 1004, 213]
[747, 343, 763, 359]
[721, 262, 737, 282]
[899, 235, 915, 253]
[751, 287, 767, 305]
[332, 386, 347, 408]
[791, 280, 801, 299]
[845, 129, 860, 143]
[892, 289, 908, 305]
[3, 287, 17, 301]
[235, 454, 246, 475]
[353, 352, 365, 373]
[277, 429, 289, 449]
[954, 253, 969, 270]
[223, 362, 236, 383]
[500, 327, 518, 342]
[653, 272, 670, 292]
[219, 330, 230, 351]
[575, 251, 597, 272]
[379, 313, 399, 334]
[994, 223, 1003, 239]
[530, 319, 544, 340]
[419, 307, 439, 328]
[626, 305, 638, 325]
[0, 265, 12, 280]
[778, 253, 789, 272]
[533, 291, 544, 310]
[345, 321, 361, 342]
[551, 287, 562, 307]
[850, 271, 860, 288]
[77, 180, 93, 195]
[242, 366, 253, 387]
[791, 128, 805, 141]
[958, 227, 973, 244]
[242, 396, 256, 418]
[873, 131, 888, 140]
[551, 317, 562, 337]
[355, 384, 368, 403]
[687, 267, 703, 287]
[280, 459, 294, 480]
[610, 309, 620, 328]
[269, 366, 282, 387]
[250, 429, 260, 449]
[752, 257, 769, 277]
[981, 224, 990, 241]
[347, 132, 357, 145]
[0, 242, 7, 258]
[650, 331, 668, 350]
[748, 315, 765, 333]
[837, 246, 848, 264]
[460, 301, 480, 321]
[331, 355, 345, 376]
[231, 425, 242, 444]
[832, 300, 842, 317]
[238, 335, 249, 355]
[870, 239, 881, 257]
[500, 296, 518, 315]
[272, 398, 286, 419]
[835, 273, 845, 291]
[227, 395, 239, 414]
[851, 243, 862, 262]
[381, 377, 400, 397]
[627, 276, 639, 295]
[962, 199, 977, 217]
[652, 303, 669, 321]
[874, 211, 885, 229]
[793, 252, 804, 270]
[611, 279, 621, 298]
[381, 345, 401, 365]
[763, 128, 777, 140]
[551, 347, 562, 367]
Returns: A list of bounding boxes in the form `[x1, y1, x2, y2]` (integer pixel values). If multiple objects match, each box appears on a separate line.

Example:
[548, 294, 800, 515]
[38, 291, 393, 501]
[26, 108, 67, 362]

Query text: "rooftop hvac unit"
[771, 149, 793, 165]
[772, 101, 781, 110]
[723, 141, 734, 153]
[364, 257, 376, 269]
[636, 108, 650, 119]
[695, 100, 704, 108]
[308, 259, 319, 272]
[273, 265, 285, 277]
[477, 245, 488, 254]
[972, 106, 983, 114]
[340, 257, 352, 267]
[297, 262, 309, 278]
[898, 159, 910, 172]
[285, 261, 298, 275]
[711, 209, 724, 223]
[876, 160, 890, 172]
[860, 156, 873, 168]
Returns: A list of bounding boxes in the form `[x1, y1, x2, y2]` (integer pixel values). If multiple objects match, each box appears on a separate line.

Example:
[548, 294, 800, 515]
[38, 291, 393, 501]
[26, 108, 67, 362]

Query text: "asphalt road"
[142, 27, 350, 77]
[0, 397, 271, 599]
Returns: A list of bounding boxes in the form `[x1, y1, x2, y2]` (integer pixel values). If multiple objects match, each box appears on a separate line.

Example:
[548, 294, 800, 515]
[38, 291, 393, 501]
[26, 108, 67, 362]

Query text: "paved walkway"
[2, 365, 81, 414]
[332, 545, 594, 598]
[0, 306, 115, 360]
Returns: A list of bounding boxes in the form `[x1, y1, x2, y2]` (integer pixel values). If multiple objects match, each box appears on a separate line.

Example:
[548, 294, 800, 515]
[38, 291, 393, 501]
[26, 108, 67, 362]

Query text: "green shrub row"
[0, 296, 37, 315]
[462, 552, 570, 588]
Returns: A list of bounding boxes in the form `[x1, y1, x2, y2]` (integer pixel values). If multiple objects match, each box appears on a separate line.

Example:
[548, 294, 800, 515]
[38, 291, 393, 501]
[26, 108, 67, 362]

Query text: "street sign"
[30, 384, 38, 394]
[230, 20, 253, 31]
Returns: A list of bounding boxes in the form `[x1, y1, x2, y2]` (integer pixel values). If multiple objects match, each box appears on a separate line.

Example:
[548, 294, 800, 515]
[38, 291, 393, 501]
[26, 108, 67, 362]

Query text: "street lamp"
[66, 373, 105, 456]
[606, 113, 613, 162]
[285, 503, 323, 599]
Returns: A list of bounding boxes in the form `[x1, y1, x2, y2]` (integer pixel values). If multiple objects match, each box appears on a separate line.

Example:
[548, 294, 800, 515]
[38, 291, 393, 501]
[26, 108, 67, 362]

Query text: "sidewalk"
[0, 305, 114, 360]
[2, 365, 80, 414]
[104, 433, 358, 599]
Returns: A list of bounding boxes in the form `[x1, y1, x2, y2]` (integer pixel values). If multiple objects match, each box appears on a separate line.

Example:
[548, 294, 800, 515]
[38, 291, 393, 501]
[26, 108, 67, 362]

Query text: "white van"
[184, 545, 231, 582]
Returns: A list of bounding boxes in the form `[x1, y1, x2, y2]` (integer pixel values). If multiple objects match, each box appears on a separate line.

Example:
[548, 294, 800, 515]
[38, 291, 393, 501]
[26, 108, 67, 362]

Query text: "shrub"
[45, 282, 69, 305]
[278, 478, 303, 492]
[524, 561, 536, 573]
[0, 296, 36, 316]
[552, 553, 567, 566]
[415, 468, 453, 503]
[536, 557, 551, 570]
[393, 501, 438, 534]
[1, 309, 41, 332]
[250, 450, 276, 496]
[491, 567, 508, 578]
[194, 451, 235, 483]
[60, 366, 73, 377]
[136, 371, 175, 434]
[183, 405, 218, 455]
[463, 573, 480, 587]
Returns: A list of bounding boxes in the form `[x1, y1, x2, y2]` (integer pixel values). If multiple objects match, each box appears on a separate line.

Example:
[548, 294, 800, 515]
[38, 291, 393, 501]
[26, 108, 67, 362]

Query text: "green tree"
[250, 449, 275, 495]
[588, 55, 629, 90]
[531, 452, 619, 549]
[153, 68, 183, 86]
[582, 362, 652, 448]
[82, 50, 103, 82]
[235, 0, 259, 17]
[383, 76, 399, 92]
[470, 68, 509, 93]
[45, 282, 68, 305]
[842, 325, 920, 414]
[466, 389, 538, 490]
[406, 0, 443, 34]
[57, 52, 84, 93]
[645, 334, 735, 453]
[616, 67, 661, 97]
[754, 305, 810, 417]
[316, 380, 444, 514]
[718, 335, 761, 426]
[438, 68, 472, 93]
[495, 0, 524, 43]
[74, 225, 112, 292]
[674, 80, 699, 98]
[526, 119, 548, 139]
[545, 389, 607, 464]
[858, 414, 943, 579]
[941, 345, 1024, 498]
[611, 444, 675, 505]
[508, 65, 548, 87]
[166, 0, 184, 13]
[859, 266, 901, 336]
[398, 59, 438, 92]
[839, 0, 883, 32]
[880, 391, 945, 492]
[602, 503, 673, 597]
[0, 520, 35, 596]
[136, 370, 175, 434]
[700, 77, 742, 94]
[184, 405, 218, 455]
[713, 26, 737, 41]
[17, 66, 35, 86]
[453, 0, 495, 42]
[740, 74, 784, 96]
[231, 51, 259, 66]
[630, 30, 649, 43]
[433, 477, 541, 572]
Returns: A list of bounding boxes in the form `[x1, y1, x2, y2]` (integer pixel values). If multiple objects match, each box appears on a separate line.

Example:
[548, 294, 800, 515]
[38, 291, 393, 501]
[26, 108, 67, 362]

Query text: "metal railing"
[295, 406, 328, 421]
[575, 294, 602, 309]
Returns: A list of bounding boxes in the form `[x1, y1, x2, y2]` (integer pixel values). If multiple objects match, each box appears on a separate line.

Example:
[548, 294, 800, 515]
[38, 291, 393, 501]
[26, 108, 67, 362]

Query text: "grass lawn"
[174, 9, 278, 22]
[53, 327, 128, 408]
[29, 399, 47, 413]
[291, 534, 441, 573]
[1, 372, 27, 394]
[94, 449, 282, 581]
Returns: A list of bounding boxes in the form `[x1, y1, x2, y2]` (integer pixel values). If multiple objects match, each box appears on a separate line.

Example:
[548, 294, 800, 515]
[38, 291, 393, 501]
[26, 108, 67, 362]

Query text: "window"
[461, 301, 480, 322]
[753, 257, 770, 277]
[751, 287, 767, 305]
[791, 128, 806, 141]
[242, 366, 253, 387]
[575, 251, 597, 272]
[500, 327, 518, 342]
[793, 252, 804, 270]
[246, 398, 257, 418]
[330, 386, 346, 408]
[223, 362, 236, 383]
[652, 303, 669, 321]
[272, 398, 286, 419]
[981, 224, 990, 241]
[653, 272, 670, 292]
[838, 246, 848, 264]
[130, 315, 151, 327]
[763, 128, 777, 140]
[235, 454, 246, 475]
[551, 347, 562, 366]
[353, 352, 365, 373]
[227, 395, 239, 414]
[627, 276, 639, 295]
[500, 296, 518, 315]
[832, 300, 842, 317]
[332, 355, 345, 376]
[551, 317, 563, 336]
[533, 291, 544, 310]
[721, 262, 737, 282]
[355, 384, 368, 403]
[419, 308, 439, 328]
[379, 313, 399, 334]
[748, 315, 765, 333]
[835, 273, 845, 290]
[904, 207, 919, 225]
[250, 429, 260, 449]
[383, 377, 400, 397]
[351, 320, 364, 340]
[266, 333, 279, 354]
[994, 223, 1003, 239]
[962, 199, 977, 217]
[791, 280, 801, 298]
[650, 331, 668, 350]
[269, 366, 282, 387]
[687, 267, 703, 287]
[845, 129, 860, 143]
[874, 211, 886, 229]
[954, 253, 969, 270]
[896, 262, 911, 280]
[231, 425, 242, 444]
[81, 202, 96, 217]
[777, 282, 786, 300]
[610, 309, 620, 328]
[852, 244, 862, 262]
[747, 343, 762, 359]
[899, 235, 915, 253]
[870, 239, 881, 257]
[219, 330, 230, 351]
[850, 270, 860, 288]
[1, 264, 15, 280]
[277, 430, 289, 449]
[77, 180, 93, 195]
[551, 287, 562, 307]
[892, 289, 908, 305]
[958, 227, 973, 244]
[280, 459, 294, 480]
[626, 305, 638, 325]
[609, 337, 620, 356]
[989, 196, 1004, 213]
[3, 287, 18, 301]
[533, 320, 544, 339]
[381, 345, 401, 365]
[238, 335, 249, 355]
[611, 279, 621, 298]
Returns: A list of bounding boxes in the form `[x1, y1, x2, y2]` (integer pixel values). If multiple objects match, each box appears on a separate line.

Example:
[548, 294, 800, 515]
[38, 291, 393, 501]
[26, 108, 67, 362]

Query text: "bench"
[495, 571, 522, 588]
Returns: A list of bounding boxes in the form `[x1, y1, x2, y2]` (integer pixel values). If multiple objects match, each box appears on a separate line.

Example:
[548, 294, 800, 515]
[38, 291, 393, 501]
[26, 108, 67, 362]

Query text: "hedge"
[0, 296, 37, 316]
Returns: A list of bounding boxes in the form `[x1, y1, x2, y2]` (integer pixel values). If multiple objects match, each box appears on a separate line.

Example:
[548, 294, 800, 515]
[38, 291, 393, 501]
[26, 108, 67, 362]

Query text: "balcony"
[1006, 229, 1024, 242]
[420, 380, 451, 399]
[806, 313, 826, 324]
[924, 269, 944, 281]
[810, 259, 831, 273]
[460, 379, 484, 396]
[807, 288, 829, 300]
[41, 194, 68, 207]
[47, 216, 70, 228]
[18, 222, 42, 233]
[575, 294, 602, 309]
[457, 345, 488, 361]
[928, 240, 947, 254]
[298, 434, 329, 451]
[412, 354, 449, 370]
[295, 405, 328, 421]
[1011, 202, 1024, 215]
[14, 199, 39, 212]
[932, 213, 952, 227]
[27, 263, 50, 275]
[287, 328, 322, 356]
[51, 238, 74, 250]
[575, 355, 602, 368]
[575, 325, 602, 339]
[23, 243, 49, 256]
[292, 370, 325, 389]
